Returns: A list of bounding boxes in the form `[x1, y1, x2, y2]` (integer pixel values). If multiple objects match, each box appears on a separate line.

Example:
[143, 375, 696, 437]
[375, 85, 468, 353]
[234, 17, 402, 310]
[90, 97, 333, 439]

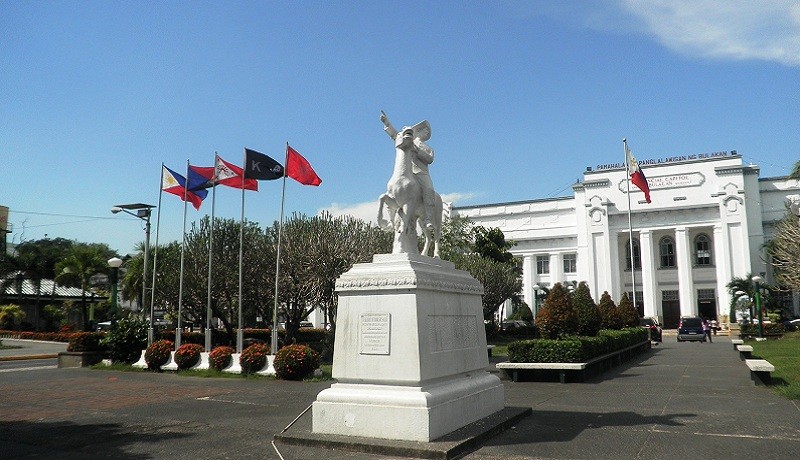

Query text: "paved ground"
[1, 336, 798, 459]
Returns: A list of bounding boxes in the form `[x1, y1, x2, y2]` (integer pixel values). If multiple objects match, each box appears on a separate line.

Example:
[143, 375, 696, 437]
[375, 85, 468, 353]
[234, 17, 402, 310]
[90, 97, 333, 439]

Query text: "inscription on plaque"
[360, 313, 391, 355]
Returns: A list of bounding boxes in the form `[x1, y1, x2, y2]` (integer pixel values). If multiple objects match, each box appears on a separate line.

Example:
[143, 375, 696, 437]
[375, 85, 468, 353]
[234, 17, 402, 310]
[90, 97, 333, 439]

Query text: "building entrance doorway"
[699, 300, 716, 320]
[662, 301, 681, 328]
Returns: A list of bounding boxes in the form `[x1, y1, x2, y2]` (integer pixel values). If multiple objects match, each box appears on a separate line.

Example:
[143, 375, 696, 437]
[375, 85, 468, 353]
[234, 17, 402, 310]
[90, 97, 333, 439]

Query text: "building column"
[550, 253, 564, 286]
[713, 224, 731, 322]
[639, 230, 657, 319]
[675, 227, 696, 316]
[521, 255, 534, 311]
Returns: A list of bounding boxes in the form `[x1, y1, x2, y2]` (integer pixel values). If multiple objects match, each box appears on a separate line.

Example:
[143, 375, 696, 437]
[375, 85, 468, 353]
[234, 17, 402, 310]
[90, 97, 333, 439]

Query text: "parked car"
[639, 317, 663, 342]
[781, 318, 800, 331]
[677, 316, 705, 342]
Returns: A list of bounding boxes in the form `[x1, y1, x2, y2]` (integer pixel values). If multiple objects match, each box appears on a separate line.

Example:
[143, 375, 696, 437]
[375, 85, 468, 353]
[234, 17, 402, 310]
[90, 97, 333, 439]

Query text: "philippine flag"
[624, 140, 651, 204]
[161, 165, 208, 210]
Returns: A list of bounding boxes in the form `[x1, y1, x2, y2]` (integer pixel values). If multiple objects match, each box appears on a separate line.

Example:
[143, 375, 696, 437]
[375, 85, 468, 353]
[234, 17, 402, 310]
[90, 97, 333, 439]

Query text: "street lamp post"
[532, 284, 540, 319]
[112, 203, 155, 343]
[752, 275, 764, 338]
[108, 257, 123, 325]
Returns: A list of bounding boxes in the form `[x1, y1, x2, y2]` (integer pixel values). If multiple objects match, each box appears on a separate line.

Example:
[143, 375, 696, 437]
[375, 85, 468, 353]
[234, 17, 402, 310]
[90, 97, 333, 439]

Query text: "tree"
[472, 226, 516, 265]
[790, 160, 800, 180]
[535, 283, 578, 339]
[573, 281, 601, 336]
[269, 212, 391, 343]
[0, 304, 25, 330]
[617, 292, 640, 327]
[451, 252, 522, 325]
[438, 215, 475, 261]
[55, 243, 117, 331]
[598, 291, 621, 330]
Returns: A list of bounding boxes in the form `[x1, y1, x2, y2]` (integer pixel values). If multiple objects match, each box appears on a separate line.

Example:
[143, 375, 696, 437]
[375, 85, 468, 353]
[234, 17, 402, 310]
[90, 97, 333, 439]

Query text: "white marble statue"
[787, 194, 800, 223]
[377, 111, 442, 257]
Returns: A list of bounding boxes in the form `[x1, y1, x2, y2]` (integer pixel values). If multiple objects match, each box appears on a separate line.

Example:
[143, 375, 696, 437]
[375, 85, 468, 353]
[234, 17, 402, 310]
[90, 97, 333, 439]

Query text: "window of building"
[662, 290, 679, 301]
[697, 288, 715, 300]
[625, 239, 641, 270]
[694, 234, 712, 266]
[660, 236, 676, 268]
[563, 253, 577, 273]
[536, 255, 549, 275]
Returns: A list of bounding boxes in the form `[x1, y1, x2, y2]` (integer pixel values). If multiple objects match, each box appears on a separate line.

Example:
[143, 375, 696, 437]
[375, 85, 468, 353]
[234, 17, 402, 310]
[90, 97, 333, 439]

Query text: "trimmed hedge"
[0, 330, 89, 343]
[740, 322, 785, 336]
[508, 327, 648, 363]
[66, 332, 106, 352]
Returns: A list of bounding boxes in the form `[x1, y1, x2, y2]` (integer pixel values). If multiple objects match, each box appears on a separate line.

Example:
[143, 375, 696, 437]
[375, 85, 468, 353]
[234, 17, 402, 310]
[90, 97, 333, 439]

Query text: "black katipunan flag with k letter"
[244, 148, 284, 180]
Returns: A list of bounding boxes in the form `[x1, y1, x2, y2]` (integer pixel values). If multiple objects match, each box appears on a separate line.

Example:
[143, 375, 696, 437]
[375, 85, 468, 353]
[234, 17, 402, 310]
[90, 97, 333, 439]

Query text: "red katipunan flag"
[625, 140, 651, 203]
[286, 145, 322, 186]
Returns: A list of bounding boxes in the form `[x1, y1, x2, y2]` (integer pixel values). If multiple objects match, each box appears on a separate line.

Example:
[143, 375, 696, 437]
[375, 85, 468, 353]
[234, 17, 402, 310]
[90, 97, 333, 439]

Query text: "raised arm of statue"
[380, 110, 398, 139]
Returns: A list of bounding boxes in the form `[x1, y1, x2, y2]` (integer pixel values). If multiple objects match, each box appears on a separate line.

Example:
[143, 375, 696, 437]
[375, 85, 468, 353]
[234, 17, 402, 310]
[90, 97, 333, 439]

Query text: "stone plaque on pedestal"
[312, 253, 505, 442]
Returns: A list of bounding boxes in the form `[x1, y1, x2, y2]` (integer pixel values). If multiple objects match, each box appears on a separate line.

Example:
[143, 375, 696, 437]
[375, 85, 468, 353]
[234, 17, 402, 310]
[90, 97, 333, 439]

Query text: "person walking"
[702, 318, 713, 343]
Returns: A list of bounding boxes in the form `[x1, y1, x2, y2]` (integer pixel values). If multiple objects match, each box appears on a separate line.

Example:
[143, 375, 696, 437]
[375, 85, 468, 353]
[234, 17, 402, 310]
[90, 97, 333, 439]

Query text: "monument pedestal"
[312, 253, 504, 442]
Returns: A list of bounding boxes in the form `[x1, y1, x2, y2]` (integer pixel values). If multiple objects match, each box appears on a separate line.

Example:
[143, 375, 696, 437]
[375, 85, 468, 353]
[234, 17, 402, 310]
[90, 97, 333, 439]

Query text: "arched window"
[660, 236, 676, 268]
[625, 239, 641, 270]
[694, 234, 712, 266]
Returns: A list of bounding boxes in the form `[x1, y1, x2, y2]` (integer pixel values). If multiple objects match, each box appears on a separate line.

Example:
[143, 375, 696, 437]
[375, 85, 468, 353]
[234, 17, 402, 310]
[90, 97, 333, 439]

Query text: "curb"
[0, 354, 59, 362]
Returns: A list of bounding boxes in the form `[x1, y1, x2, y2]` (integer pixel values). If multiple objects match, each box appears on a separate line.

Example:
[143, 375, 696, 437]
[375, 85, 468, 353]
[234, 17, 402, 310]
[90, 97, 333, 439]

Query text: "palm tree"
[790, 160, 800, 180]
[55, 243, 117, 330]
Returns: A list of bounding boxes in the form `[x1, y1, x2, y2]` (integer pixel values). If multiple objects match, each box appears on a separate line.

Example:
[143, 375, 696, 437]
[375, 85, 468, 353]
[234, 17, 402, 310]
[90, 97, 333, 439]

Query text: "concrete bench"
[737, 345, 753, 360]
[487, 345, 496, 357]
[745, 359, 774, 385]
[496, 340, 649, 384]
[731, 339, 744, 350]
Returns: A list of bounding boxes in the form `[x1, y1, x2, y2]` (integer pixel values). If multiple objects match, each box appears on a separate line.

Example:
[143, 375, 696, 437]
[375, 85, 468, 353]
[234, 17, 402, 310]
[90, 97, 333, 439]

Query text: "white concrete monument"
[312, 114, 504, 442]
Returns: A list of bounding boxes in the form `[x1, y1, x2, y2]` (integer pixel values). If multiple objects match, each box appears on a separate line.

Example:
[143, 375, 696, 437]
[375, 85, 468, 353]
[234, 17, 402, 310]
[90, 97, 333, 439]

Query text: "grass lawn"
[750, 331, 800, 399]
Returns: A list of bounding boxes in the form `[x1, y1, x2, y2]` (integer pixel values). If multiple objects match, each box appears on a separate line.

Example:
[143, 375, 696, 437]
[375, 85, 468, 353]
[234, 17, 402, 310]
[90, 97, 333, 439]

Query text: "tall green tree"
[55, 243, 117, 330]
[598, 291, 621, 330]
[617, 292, 640, 327]
[573, 281, 601, 336]
[535, 282, 577, 339]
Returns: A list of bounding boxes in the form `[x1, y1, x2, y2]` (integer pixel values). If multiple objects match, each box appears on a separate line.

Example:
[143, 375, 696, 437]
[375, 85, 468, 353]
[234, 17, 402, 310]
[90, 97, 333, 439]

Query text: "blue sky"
[2, 1, 798, 254]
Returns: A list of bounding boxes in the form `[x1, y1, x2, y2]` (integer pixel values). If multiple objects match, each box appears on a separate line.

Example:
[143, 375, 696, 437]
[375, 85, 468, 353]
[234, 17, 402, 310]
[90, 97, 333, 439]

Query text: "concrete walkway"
[0, 336, 798, 459]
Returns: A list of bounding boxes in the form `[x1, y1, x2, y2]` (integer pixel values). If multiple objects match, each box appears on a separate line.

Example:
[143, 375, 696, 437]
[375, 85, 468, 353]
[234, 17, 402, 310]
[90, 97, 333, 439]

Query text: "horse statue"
[377, 113, 442, 258]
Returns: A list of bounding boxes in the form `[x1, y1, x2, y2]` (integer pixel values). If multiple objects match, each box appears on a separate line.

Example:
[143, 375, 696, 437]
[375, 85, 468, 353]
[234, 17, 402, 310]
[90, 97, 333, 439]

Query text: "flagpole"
[176, 160, 190, 350]
[149, 165, 165, 346]
[237, 150, 246, 353]
[624, 139, 638, 311]
[205, 154, 218, 352]
[271, 143, 290, 354]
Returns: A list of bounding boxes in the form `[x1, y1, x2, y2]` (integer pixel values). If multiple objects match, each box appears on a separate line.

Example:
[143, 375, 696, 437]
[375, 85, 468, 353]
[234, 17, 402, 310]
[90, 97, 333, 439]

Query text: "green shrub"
[101, 317, 147, 363]
[174, 343, 204, 370]
[507, 327, 648, 363]
[145, 339, 173, 370]
[535, 283, 578, 339]
[209, 346, 234, 371]
[573, 282, 601, 337]
[67, 332, 105, 352]
[274, 344, 320, 380]
[598, 291, 622, 329]
[617, 293, 640, 327]
[741, 322, 785, 335]
[240, 343, 270, 374]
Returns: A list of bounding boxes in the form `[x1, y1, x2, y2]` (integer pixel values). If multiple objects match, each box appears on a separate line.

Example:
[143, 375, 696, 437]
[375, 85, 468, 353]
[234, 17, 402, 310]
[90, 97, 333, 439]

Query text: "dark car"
[640, 317, 663, 343]
[677, 316, 705, 342]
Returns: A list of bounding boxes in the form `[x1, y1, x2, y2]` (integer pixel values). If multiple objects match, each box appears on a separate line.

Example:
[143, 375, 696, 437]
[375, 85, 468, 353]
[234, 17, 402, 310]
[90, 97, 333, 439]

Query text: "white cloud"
[622, 0, 800, 66]
[319, 192, 480, 224]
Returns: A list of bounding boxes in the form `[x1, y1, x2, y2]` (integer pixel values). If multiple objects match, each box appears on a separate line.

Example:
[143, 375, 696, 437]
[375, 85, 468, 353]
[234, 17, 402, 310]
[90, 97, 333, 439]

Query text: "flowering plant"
[274, 344, 320, 380]
[145, 339, 174, 370]
[240, 343, 270, 374]
[209, 346, 235, 371]
[174, 343, 204, 370]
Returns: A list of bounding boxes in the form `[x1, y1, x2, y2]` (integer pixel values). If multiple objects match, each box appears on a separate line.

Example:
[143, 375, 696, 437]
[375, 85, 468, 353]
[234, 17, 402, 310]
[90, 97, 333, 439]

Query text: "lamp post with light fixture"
[111, 203, 155, 343]
[751, 275, 765, 338]
[108, 257, 123, 325]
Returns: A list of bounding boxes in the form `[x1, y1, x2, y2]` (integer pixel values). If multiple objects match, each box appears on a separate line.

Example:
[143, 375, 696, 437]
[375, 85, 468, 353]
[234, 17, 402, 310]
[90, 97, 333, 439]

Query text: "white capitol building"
[452, 150, 800, 329]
